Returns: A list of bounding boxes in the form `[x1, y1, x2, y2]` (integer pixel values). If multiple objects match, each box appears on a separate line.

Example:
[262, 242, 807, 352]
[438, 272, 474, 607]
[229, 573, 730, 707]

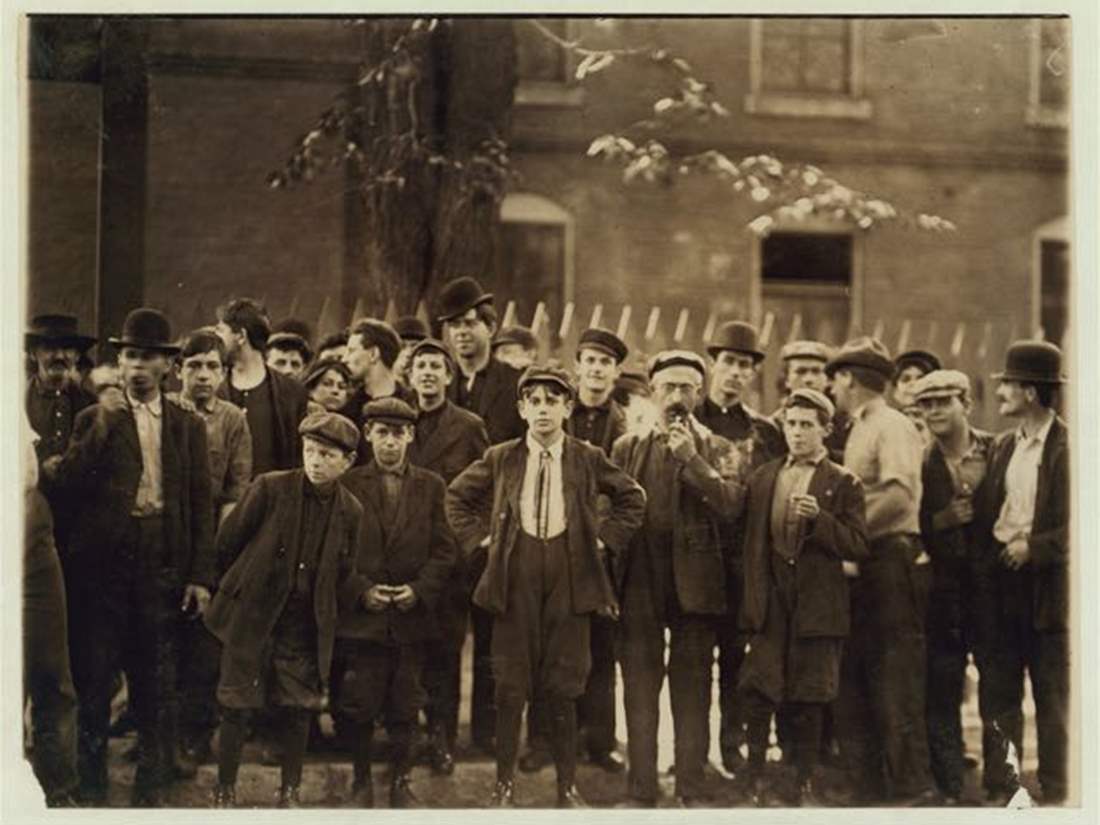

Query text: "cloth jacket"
[203, 469, 365, 704]
[611, 420, 746, 616]
[408, 400, 490, 485]
[973, 416, 1069, 632]
[217, 366, 309, 470]
[56, 398, 215, 588]
[738, 456, 868, 637]
[338, 462, 458, 644]
[446, 434, 646, 616]
[567, 397, 628, 456]
[448, 357, 524, 445]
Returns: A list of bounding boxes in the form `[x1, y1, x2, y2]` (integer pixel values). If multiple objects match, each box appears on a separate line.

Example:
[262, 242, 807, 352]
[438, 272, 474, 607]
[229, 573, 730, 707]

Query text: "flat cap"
[785, 388, 835, 420]
[266, 331, 313, 360]
[615, 370, 651, 398]
[393, 316, 429, 342]
[303, 357, 352, 390]
[362, 397, 418, 427]
[408, 337, 453, 364]
[299, 411, 360, 453]
[780, 339, 831, 363]
[825, 337, 894, 379]
[518, 365, 576, 399]
[895, 349, 942, 377]
[577, 327, 628, 363]
[649, 349, 707, 381]
[912, 369, 971, 401]
[492, 325, 538, 351]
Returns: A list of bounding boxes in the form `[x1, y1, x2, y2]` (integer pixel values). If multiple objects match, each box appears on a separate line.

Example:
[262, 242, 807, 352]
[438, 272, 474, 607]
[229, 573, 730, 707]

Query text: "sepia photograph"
[6, 5, 1096, 818]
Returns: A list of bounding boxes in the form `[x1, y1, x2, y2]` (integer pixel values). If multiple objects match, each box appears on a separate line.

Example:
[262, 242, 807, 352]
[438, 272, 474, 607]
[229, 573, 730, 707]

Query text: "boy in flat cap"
[337, 397, 457, 807]
[204, 411, 366, 808]
[447, 366, 645, 807]
[612, 350, 747, 807]
[491, 325, 539, 372]
[911, 370, 995, 803]
[737, 389, 868, 806]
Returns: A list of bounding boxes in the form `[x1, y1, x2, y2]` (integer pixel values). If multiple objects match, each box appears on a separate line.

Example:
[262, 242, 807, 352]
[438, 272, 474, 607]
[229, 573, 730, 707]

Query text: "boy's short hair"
[350, 319, 402, 369]
[216, 298, 271, 351]
[180, 329, 228, 363]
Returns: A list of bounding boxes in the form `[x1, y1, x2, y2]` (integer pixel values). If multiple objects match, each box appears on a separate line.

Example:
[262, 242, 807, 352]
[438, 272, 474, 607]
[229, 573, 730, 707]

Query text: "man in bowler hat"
[972, 341, 1069, 805]
[55, 308, 214, 806]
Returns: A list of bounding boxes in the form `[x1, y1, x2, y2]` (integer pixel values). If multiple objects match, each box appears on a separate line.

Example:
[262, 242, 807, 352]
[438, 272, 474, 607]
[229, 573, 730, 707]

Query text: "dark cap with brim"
[577, 327, 628, 363]
[362, 397, 418, 428]
[299, 411, 360, 453]
[518, 365, 576, 400]
[825, 337, 894, 379]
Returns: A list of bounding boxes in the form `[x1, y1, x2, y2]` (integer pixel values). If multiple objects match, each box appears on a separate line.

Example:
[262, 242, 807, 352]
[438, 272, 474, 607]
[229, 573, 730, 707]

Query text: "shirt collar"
[127, 389, 163, 417]
[785, 446, 828, 468]
[852, 394, 886, 422]
[706, 396, 744, 417]
[379, 460, 408, 477]
[1017, 411, 1055, 447]
[526, 432, 565, 459]
[575, 396, 612, 414]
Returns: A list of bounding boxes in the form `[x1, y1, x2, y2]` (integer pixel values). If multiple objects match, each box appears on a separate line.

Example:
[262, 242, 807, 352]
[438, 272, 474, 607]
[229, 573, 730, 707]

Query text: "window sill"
[1026, 104, 1068, 130]
[744, 92, 872, 121]
[515, 81, 585, 108]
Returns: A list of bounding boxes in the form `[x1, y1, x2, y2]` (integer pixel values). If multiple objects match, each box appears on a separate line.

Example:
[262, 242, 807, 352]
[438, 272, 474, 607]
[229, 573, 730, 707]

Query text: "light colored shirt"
[942, 428, 989, 498]
[128, 390, 164, 516]
[844, 395, 923, 539]
[770, 447, 827, 559]
[993, 412, 1055, 544]
[520, 433, 567, 539]
[169, 393, 252, 507]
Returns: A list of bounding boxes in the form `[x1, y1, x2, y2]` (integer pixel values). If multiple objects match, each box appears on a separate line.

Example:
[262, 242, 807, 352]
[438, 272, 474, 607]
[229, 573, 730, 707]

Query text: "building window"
[495, 193, 575, 339]
[745, 18, 872, 120]
[1027, 18, 1070, 128]
[515, 18, 585, 107]
[1039, 240, 1069, 346]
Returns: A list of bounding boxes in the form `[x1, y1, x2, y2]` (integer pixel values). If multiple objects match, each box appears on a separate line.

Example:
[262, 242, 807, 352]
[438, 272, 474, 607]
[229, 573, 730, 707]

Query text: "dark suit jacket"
[448, 358, 524, 445]
[612, 421, 746, 616]
[57, 397, 215, 588]
[973, 416, 1069, 632]
[408, 400, 490, 485]
[217, 366, 309, 471]
[567, 397, 628, 457]
[447, 434, 646, 616]
[738, 456, 868, 638]
[203, 470, 365, 705]
[339, 462, 457, 643]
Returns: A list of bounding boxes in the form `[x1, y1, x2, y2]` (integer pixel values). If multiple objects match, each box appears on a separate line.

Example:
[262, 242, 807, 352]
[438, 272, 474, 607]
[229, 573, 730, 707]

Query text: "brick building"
[26, 17, 1070, 421]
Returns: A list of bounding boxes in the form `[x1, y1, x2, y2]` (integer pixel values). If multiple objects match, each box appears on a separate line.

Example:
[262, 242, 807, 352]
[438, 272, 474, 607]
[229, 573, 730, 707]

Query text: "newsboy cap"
[784, 387, 836, 420]
[895, 349, 942, 378]
[299, 411, 360, 453]
[648, 349, 707, 382]
[825, 336, 894, 379]
[518, 365, 576, 399]
[779, 339, 831, 363]
[362, 397, 418, 428]
[706, 321, 766, 362]
[266, 331, 313, 362]
[303, 357, 352, 391]
[408, 337, 454, 365]
[912, 369, 971, 401]
[435, 276, 494, 322]
[492, 325, 537, 351]
[393, 316, 429, 342]
[992, 340, 1066, 385]
[577, 327, 628, 363]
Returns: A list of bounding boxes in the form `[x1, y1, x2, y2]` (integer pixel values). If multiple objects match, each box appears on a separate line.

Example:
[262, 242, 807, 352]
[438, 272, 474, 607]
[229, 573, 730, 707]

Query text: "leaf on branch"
[576, 52, 615, 80]
[654, 97, 676, 114]
[587, 134, 618, 157]
[672, 57, 692, 74]
[710, 101, 731, 117]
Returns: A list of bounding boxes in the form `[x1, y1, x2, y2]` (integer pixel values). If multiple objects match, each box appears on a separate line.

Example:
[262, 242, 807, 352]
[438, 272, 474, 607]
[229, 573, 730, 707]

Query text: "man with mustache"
[695, 321, 785, 776]
[612, 350, 747, 807]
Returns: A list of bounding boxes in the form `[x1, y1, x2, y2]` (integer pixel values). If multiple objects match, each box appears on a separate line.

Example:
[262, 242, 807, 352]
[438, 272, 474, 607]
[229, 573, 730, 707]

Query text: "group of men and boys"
[23, 275, 1070, 809]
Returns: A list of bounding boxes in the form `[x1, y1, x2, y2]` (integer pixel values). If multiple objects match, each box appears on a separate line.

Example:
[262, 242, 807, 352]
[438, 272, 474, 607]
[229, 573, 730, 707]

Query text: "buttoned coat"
[203, 469, 365, 707]
[217, 366, 309, 471]
[338, 462, 458, 644]
[408, 400, 490, 485]
[446, 435, 646, 616]
[738, 456, 868, 638]
[973, 417, 1069, 633]
[611, 421, 746, 617]
[447, 357, 524, 445]
[57, 397, 215, 589]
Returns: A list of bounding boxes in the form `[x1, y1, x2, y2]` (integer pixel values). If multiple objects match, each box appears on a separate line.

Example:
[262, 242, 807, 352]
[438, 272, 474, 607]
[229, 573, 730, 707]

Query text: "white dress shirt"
[520, 433, 567, 539]
[993, 412, 1055, 544]
[128, 390, 164, 516]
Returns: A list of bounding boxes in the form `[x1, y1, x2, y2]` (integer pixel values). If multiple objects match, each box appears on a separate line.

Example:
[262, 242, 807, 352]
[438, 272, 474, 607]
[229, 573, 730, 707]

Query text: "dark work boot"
[390, 773, 418, 808]
[557, 782, 587, 808]
[489, 779, 515, 807]
[276, 784, 302, 808]
[428, 723, 455, 776]
[211, 784, 236, 808]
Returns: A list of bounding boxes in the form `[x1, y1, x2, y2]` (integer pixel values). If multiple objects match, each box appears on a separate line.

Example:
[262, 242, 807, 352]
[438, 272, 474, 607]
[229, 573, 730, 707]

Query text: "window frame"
[1031, 215, 1070, 344]
[514, 18, 586, 108]
[744, 18, 872, 120]
[1026, 18, 1070, 130]
[499, 192, 576, 307]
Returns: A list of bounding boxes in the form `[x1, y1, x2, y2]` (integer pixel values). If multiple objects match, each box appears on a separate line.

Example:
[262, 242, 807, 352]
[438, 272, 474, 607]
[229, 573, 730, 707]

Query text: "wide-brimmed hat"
[706, 321, 766, 363]
[108, 308, 180, 354]
[25, 313, 97, 351]
[435, 277, 494, 322]
[992, 340, 1066, 385]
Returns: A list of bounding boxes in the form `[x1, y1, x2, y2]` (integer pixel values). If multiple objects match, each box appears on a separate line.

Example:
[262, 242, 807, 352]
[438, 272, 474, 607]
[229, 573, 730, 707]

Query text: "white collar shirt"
[993, 412, 1055, 544]
[127, 390, 164, 516]
[520, 433, 567, 540]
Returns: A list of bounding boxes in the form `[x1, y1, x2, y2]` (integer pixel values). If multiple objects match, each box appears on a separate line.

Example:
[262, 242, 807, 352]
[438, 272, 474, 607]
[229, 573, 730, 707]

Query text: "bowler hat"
[826, 337, 894, 379]
[393, 316, 429, 342]
[299, 411, 360, 454]
[706, 321, 766, 363]
[518, 365, 576, 400]
[108, 308, 180, 354]
[362, 397, 418, 427]
[492, 325, 537, 351]
[895, 349, 942, 378]
[577, 327, 628, 363]
[435, 277, 494, 322]
[25, 313, 97, 351]
[992, 340, 1066, 385]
